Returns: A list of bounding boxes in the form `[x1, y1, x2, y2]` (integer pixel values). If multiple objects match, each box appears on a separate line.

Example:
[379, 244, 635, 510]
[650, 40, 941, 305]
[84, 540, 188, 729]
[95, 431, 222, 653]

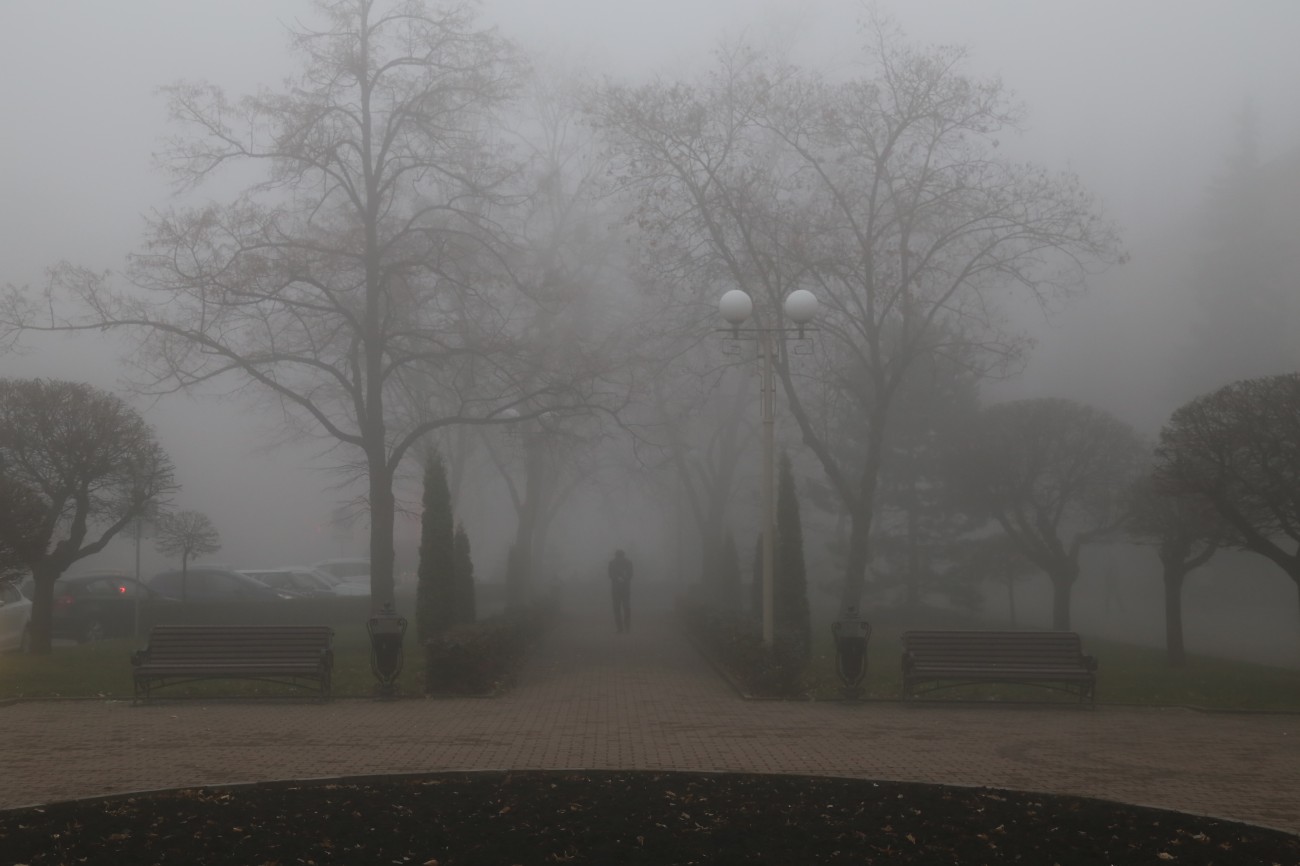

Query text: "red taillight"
[117, 585, 127, 594]
[54, 594, 75, 610]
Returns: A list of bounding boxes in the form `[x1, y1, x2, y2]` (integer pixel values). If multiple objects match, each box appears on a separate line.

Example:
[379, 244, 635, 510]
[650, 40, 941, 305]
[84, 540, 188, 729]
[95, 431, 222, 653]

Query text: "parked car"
[238, 567, 357, 598]
[19, 572, 175, 643]
[148, 567, 292, 603]
[297, 566, 368, 597]
[312, 558, 371, 588]
[0, 580, 32, 653]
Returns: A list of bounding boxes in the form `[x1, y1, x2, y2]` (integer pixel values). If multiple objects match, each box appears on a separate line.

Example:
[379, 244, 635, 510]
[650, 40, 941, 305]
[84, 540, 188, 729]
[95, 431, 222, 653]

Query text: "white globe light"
[784, 289, 818, 324]
[718, 289, 753, 325]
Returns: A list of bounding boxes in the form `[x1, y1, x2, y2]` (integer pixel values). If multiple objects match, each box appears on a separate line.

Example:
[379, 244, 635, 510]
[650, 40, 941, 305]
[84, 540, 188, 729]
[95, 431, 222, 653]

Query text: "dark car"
[148, 567, 291, 603]
[22, 573, 176, 644]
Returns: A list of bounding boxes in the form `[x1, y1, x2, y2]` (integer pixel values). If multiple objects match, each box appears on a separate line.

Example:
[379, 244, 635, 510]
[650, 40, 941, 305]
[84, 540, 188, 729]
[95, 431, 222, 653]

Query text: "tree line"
[2, 1, 1297, 664]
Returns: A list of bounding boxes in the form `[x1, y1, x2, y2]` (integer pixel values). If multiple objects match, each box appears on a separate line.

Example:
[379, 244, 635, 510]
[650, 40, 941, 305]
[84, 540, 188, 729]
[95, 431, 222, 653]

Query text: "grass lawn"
[0, 625, 427, 701]
[801, 621, 1300, 711]
[5, 616, 1300, 711]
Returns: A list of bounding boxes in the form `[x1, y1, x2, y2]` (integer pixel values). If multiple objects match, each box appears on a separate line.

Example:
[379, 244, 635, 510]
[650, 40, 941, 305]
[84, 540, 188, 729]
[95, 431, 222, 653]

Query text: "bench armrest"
[130, 648, 151, 667]
[1082, 654, 1098, 673]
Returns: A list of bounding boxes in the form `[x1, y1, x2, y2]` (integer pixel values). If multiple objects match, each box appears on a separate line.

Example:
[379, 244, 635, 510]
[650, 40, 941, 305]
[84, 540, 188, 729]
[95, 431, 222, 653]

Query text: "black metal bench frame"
[900, 629, 1097, 704]
[132, 624, 335, 704]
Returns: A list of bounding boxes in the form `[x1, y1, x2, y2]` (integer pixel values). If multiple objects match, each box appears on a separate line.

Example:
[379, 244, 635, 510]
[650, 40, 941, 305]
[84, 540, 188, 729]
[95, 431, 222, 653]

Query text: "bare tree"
[1155, 373, 1300, 627]
[154, 510, 222, 601]
[948, 398, 1148, 631]
[0, 378, 176, 653]
[592, 23, 1121, 624]
[0, 1, 599, 609]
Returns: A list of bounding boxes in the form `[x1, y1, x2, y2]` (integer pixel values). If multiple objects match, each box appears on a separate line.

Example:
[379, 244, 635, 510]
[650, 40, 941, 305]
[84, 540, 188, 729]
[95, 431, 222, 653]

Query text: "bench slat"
[133, 624, 335, 704]
[900, 629, 1097, 703]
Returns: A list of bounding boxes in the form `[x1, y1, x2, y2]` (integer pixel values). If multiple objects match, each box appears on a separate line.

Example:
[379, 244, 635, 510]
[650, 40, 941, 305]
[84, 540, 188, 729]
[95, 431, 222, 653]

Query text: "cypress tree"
[775, 451, 811, 651]
[453, 521, 476, 624]
[416, 451, 456, 643]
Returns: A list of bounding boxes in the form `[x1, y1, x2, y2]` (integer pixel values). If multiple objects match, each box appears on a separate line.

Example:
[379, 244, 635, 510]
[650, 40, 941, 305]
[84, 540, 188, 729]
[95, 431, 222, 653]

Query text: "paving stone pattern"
[3, 590, 1299, 835]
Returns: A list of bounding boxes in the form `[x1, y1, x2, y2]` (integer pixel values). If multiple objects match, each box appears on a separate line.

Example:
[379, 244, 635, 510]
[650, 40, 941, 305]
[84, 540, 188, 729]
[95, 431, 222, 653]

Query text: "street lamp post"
[718, 288, 817, 647]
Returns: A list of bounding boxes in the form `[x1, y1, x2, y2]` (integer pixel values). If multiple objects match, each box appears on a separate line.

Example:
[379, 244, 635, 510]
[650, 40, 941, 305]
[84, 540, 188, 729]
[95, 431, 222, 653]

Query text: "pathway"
[2, 584, 1298, 834]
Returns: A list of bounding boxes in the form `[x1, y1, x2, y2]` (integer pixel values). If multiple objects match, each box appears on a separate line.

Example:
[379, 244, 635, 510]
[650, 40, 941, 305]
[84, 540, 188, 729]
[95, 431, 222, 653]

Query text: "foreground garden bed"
[2, 770, 1295, 865]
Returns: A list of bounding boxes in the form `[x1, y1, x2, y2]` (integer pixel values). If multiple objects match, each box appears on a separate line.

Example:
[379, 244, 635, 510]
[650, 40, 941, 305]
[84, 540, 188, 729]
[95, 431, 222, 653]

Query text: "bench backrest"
[144, 625, 334, 662]
[902, 630, 1086, 666]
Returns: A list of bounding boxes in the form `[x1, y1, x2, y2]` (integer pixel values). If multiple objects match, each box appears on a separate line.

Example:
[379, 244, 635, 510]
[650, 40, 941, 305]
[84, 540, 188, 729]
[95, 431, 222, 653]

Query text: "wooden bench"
[900, 630, 1097, 704]
[132, 625, 334, 704]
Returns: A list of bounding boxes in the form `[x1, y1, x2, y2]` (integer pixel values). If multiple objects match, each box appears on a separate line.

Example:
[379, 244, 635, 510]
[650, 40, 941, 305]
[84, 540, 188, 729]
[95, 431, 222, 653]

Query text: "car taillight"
[54, 594, 75, 610]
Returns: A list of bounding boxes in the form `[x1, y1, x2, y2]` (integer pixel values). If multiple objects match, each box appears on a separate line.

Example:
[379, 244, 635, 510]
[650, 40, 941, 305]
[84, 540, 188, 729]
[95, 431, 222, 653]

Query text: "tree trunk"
[507, 447, 543, 609]
[368, 459, 396, 612]
[1048, 561, 1078, 631]
[26, 562, 61, 655]
[837, 418, 887, 621]
[904, 500, 921, 612]
[1294, 577, 1300, 659]
[1163, 567, 1187, 668]
[699, 510, 724, 604]
[838, 498, 875, 620]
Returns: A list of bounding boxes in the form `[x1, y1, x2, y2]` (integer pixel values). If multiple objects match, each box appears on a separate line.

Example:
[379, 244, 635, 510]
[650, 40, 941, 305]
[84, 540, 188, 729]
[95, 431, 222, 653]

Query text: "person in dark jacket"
[608, 549, 633, 633]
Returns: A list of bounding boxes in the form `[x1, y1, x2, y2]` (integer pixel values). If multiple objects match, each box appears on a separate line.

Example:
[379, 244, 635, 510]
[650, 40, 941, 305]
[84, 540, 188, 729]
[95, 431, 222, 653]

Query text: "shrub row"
[679, 600, 808, 698]
[424, 596, 559, 696]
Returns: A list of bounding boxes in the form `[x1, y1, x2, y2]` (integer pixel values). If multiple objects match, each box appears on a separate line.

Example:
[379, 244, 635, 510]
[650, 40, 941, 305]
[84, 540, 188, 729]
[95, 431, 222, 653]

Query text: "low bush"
[424, 596, 558, 696]
[679, 601, 808, 698]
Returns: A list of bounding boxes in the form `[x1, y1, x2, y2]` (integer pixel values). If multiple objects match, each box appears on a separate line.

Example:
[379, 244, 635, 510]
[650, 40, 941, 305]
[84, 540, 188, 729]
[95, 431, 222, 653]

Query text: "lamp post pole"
[133, 516, 143, 644]
[759, 326, 777, 647]
[718, 288, 817, 647]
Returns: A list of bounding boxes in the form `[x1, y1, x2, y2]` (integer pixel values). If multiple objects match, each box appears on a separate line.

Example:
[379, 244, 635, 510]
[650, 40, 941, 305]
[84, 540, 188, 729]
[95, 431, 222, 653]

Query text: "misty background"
[3, 1, 1299, 662]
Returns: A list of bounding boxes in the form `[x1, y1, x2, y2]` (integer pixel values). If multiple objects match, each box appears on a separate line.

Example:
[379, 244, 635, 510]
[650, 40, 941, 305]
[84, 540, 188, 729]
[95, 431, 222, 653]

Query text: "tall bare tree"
[153, 510, 222, 601]
[0, 1, 598, 609]
[592, 23, 1121, 625]
[0, 378, 176, 653]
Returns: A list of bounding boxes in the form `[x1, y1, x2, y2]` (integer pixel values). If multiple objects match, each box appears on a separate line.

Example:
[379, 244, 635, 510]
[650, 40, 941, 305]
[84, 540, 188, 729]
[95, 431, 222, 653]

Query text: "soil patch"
[3, 770, 1296, 865]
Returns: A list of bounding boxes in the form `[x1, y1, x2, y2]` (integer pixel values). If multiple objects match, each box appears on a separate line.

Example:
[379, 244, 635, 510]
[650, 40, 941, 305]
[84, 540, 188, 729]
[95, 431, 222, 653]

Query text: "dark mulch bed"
[3, 771, 1297, 865]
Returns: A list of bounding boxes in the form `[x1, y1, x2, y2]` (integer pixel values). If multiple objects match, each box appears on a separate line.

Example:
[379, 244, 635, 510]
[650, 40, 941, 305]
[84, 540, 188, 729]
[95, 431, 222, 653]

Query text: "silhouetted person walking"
[608, 549, 633, 633]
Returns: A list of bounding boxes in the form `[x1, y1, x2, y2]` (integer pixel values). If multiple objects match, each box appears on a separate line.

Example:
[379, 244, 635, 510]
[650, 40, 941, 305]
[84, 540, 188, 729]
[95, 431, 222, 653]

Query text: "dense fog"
[3, 0, 1300, 664]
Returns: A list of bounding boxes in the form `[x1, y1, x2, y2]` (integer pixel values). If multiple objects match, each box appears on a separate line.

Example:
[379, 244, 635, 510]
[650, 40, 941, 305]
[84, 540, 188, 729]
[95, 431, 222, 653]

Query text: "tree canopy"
[591, 22, 1122, 620]
[948, 397, 1148, 630]
[1155, 373, 1300, 603]
[0, 378, 175, 652]
[0, 0, 607, 608]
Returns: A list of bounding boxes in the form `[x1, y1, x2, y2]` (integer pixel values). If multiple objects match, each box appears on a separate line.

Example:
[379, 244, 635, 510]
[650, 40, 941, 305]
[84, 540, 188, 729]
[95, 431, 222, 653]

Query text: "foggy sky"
[3, 0, 1299, 572]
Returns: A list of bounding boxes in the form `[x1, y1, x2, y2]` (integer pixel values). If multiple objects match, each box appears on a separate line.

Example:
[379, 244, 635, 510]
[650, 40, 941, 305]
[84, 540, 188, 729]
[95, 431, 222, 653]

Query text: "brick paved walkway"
[3, 590, 1299, 834]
